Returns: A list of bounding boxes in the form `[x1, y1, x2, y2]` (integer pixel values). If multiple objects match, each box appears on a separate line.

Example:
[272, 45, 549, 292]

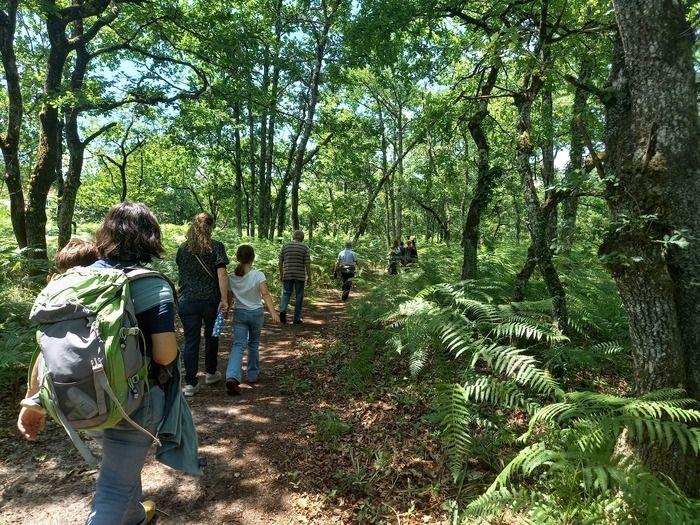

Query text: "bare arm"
[260, 281, 280, 324]
[151, 332, 177, 366]
[17, 360, 45, 441]
[305, 262, 312, 285]
[217, 267, 229, 311]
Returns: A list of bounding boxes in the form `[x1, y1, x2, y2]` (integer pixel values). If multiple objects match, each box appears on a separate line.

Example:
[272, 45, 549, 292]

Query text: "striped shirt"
[279, 241, 310, 281]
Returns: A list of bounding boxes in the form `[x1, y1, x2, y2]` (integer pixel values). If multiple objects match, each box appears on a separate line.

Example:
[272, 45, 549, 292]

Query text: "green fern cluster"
[378, 275, 700, 523]
[466, 389, 700, 523]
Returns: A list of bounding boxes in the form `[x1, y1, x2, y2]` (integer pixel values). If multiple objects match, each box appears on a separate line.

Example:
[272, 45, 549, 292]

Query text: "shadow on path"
[0, 290, 348, 525]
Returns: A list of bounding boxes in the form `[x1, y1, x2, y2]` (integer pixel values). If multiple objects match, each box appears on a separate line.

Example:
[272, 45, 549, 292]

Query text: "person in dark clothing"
[406, 239, 418, 264]
[387, 239, 401, 274]
[334, 241, 358, 301]
[176, 212, 229, 397]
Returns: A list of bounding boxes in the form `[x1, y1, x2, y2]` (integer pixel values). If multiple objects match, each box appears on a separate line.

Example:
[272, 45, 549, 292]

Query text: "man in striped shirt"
[278, 230, 312, 324]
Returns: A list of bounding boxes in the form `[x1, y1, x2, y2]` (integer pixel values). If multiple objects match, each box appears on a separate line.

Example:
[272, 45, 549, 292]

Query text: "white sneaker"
[183, 383, 200, 397]
[205, 371, 222, 385]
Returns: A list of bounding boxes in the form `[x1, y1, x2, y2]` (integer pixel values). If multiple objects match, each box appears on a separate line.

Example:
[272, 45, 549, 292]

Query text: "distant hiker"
[388, 240, 401, 274]
[225, 244, 280, 395]
[405, 239, 418, 264]
[334, 241, 358, 301]
[399, 240, 407, 266]
[176, 212, 229, 397]
[278, 230, 311, 324]
[19, 202, 201, 524]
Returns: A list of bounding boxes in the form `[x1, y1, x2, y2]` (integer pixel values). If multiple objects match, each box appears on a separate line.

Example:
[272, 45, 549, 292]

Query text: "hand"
[307, 278, 312, 286]
[271, 312, 281, 324]
[218, 300, 228, 312]
[18, 406, 45, 441]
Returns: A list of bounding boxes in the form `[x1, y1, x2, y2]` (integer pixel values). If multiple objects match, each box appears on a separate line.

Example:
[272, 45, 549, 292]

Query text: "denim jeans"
[179, 298, 219, 386]
[279, 279, 305, 322]
[86, 386, 165, 525]
[226, 307, 264, 383]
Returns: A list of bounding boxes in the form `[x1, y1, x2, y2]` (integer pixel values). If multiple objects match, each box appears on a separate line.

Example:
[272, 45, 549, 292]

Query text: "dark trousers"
[179, 298, 219, 386]
[340, 270, 354, 301]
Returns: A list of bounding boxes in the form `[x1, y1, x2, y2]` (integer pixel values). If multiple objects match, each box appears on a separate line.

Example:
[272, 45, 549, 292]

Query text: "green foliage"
[312, 408, 353, 444]
[0, 238, 41, 396]
[357, 242, 699, 523]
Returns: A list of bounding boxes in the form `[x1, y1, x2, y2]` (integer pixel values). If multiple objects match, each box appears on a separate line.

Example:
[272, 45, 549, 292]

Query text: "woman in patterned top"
[176, 212, 229, 397]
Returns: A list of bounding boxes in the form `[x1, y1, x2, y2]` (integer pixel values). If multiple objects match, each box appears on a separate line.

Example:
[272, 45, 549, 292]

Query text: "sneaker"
[279, 310, 287, 324]
[293, 319, 303, 324]
[226, 378, 241, 396]
[183, 383, 200, 397]
[205, 371, 222, 385]
[142, 500, 156, 524]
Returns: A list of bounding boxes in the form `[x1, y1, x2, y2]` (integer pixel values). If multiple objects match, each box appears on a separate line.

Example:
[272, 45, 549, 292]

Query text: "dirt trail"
[0, 291, 347, 525]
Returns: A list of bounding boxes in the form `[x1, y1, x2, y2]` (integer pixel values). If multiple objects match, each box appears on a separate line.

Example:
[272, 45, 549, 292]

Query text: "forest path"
[0, 288, 349, 524]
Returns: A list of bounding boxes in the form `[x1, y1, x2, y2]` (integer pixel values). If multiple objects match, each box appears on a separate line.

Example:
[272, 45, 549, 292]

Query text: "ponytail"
[234, 244, 255, 276]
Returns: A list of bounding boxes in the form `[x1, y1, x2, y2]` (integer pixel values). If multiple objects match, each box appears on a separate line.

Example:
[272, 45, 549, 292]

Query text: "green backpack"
[28, 266, 169, 465]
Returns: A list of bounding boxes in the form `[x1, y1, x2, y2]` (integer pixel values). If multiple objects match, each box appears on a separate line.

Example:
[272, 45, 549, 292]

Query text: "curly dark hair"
[95, 202, 164, 263]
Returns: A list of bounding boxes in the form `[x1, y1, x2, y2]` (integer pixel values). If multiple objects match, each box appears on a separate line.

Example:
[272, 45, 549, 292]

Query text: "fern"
[436, 384, 474, 481]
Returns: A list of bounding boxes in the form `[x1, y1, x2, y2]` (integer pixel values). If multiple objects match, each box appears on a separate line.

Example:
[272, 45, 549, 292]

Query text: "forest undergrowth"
[3, 227, 700, 524]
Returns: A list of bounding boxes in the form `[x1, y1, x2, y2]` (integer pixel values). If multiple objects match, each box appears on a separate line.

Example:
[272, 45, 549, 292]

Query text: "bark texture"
[0, 2, 26, 248]
[603, 0, 700, 494]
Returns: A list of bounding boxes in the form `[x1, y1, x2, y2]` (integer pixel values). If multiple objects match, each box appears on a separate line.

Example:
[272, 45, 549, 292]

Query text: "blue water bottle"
[212, 310, 224, 337]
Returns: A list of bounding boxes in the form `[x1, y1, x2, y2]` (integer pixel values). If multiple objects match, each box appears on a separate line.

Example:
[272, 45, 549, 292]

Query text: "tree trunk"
[461, 66, 499, 279]
[232, 101, 244, 236]
[58, 26, 88, 249]
[0, 1, 26, 248]
[395, 105, 404, 239]
[559, 55, 591, 252]
[602, 0, 700, 494]
[25, 14, 70, 260]
[290, 9, 331, 231]
[257, 50, 270, 238]
[246, 97, 256, 237]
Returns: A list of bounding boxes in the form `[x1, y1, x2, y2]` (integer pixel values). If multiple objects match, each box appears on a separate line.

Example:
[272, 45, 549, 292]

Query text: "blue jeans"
[226, 308, 264, 383]
[86, 386, 165, 525]
[279, 279, 305, 322]
[179, 298, 219, 386]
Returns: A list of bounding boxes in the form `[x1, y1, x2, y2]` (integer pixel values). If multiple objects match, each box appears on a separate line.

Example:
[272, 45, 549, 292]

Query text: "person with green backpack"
[18, 202, 200, 524]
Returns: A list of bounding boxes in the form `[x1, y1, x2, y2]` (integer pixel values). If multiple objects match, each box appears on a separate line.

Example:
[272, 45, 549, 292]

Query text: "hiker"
[387, 239, 401, 274]
[176, 212, 229, 397]
[225, 244, 280, 395]
[405, 239, 418, 264]
[19, 202, 198, 524]
[334, 241, 358, 301]
[278, 230, 311, 324]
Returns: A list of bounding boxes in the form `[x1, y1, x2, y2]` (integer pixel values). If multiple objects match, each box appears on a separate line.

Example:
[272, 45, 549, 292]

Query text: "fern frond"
[472, 343, 563, 397]
[590, 341, 626, 355]
[463, 376, 540, 413]
[436, 384, 474, 481]
[408, 348, 428, 376]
